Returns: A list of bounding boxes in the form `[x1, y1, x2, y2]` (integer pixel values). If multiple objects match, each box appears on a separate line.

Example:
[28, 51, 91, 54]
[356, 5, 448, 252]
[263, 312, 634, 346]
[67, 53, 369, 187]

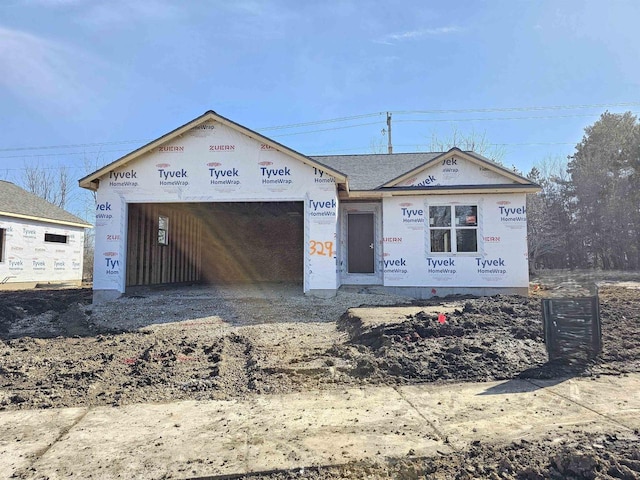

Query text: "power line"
[0, 148, 132, 159]
[2, 101, 637, 154]
[307, 142, 577, 155]
[257, 102, 640, 131]
[395, 112, 640, 124]
[0, 165, 88, 172]
[268, 112, 623, 139]
[0, 139, 150, 153]
[270, 121, 381, 138]
[394, 102, 640, 116]
[257, 112, 383, 131]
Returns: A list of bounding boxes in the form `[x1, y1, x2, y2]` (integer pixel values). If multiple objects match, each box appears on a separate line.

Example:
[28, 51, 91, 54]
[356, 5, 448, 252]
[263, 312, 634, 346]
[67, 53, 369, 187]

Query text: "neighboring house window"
[44, 233, 68, 244]
[0, 228, 4, 262]
[158, 215, 169, 246]
[429, 205, 478, 253]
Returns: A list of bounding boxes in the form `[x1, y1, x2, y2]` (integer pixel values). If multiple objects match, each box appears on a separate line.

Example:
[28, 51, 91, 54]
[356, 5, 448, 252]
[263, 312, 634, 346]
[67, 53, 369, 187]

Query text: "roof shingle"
[311, 152, 441, 190]
[0, 181, 90, 227]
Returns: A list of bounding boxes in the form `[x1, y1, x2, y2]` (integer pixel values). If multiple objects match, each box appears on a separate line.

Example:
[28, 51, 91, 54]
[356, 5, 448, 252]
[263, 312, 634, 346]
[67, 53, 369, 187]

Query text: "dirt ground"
[0, 277, 639, 479]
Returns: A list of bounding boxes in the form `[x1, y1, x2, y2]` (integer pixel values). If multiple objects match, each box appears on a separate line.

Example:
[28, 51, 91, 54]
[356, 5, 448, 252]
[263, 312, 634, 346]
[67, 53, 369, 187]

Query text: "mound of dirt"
[332, 287, 640, 385]
[0, 326, 260, 409]
[0, 288, 95, 339]
[333, 295, 547, 384]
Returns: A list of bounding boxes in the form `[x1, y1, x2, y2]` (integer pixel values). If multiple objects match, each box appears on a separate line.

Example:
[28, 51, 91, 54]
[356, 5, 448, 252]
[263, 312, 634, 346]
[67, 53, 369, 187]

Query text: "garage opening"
[126, 202, 304, 287]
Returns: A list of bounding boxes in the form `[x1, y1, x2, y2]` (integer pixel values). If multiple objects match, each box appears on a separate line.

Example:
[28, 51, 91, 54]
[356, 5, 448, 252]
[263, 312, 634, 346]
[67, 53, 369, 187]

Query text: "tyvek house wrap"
[381, 193, 528, 288]
[92, 120, 339, 294]
[0, 217, 85, 284]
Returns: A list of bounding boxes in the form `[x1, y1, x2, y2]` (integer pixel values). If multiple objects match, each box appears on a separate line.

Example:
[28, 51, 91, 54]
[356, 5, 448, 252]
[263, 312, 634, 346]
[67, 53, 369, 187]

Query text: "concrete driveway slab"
[242, 387, 445, 472]
[398, 378, 618, 450]
[22, 387, 444, 479]
[530, 374, 640, 430]
[4, 375, 640, 480]
[23, 400, 248, 480]
[0, 407, 86, 479]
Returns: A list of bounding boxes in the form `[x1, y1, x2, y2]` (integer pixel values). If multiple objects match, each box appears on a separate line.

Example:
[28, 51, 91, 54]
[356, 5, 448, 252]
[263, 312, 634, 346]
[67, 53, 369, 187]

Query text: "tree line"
[527, 111, 640, 271]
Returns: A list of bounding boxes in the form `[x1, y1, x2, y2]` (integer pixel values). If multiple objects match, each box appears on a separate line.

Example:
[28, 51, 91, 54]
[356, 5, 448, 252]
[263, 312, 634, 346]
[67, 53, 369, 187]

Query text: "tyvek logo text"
[209, 163, 240, 186]
[427, 257, 456, 275]
[157, 164, 188, 187]
[109, 170, 139, 188]
[401, 205, 424, 224]
[499, 205, 526, 222]
[96, 202, 113, 220]
[260, 164, 292, 185]
[476, 257, 507, 275]
[308, 199, 336, 217]
[104, 252, 120, 275]
[313, 167, 335, 184]
[383, 257, 407, 274]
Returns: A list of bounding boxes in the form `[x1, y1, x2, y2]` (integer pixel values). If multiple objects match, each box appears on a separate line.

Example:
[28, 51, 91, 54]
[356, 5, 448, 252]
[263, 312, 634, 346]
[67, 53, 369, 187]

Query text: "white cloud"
[0, 27, 112, 111]
[376, 26, 462, 44]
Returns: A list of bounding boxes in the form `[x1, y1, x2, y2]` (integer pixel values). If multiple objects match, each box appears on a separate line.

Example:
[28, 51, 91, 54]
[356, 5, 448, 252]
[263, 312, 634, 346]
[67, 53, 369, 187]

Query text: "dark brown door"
[347, 213, 375, 273]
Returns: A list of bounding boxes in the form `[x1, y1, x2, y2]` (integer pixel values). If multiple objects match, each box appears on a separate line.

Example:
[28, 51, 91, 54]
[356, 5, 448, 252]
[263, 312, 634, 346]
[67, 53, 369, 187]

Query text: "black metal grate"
[542, 290, 602, 362]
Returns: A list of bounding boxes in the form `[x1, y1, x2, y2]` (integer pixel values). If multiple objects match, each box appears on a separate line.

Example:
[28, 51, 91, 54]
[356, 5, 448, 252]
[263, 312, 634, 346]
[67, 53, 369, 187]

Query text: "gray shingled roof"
[312, 152, 441, 190]
[312, 150, 537, 191]
[0, 180, 90, 227]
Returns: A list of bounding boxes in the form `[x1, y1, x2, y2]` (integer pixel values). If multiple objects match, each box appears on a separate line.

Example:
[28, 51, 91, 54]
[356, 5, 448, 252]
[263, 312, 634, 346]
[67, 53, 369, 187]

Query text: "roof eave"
[378, 184, 542, 194]
[0, 211, 92, 228]
[339, 183, 541, 199]
[382, 148, 534, 187]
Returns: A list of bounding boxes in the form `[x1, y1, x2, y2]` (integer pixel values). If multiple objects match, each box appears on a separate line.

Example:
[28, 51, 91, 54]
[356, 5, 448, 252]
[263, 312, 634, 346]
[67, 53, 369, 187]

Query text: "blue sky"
[1, 0, 639, 218]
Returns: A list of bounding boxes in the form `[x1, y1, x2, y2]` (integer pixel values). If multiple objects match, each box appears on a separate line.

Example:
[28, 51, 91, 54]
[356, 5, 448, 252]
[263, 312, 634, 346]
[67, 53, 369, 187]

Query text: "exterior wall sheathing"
[0, 216, 85, 286]
[93, 120, 338, 301]
[381, 193, 529, 297]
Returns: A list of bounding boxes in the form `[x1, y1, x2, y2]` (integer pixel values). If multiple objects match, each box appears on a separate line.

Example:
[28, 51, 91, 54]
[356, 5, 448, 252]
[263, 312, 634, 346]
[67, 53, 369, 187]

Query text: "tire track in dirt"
[213, 333, 259, 397]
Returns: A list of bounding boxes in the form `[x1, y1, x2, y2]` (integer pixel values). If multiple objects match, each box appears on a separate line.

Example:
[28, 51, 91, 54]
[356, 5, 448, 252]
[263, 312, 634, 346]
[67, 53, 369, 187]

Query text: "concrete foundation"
[0, 281, 83, 291]
[382, 286, 530, 299]
[92, 289, 123, 304]
[305, 289, 337, 299]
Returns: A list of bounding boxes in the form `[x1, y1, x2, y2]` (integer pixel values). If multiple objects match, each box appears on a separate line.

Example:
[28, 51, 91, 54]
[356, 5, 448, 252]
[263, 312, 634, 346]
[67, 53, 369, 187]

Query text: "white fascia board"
[0, 211, 92, 229]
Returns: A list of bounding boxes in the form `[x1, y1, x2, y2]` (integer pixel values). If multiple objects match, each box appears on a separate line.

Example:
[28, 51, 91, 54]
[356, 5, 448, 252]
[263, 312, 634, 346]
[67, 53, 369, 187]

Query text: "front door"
[340, 203, 382, 285]
[347, 213, 374, 273]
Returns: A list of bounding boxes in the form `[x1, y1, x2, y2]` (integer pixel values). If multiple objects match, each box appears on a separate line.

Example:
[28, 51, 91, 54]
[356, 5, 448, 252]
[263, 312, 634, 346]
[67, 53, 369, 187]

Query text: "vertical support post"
[387, 112, 393, 154]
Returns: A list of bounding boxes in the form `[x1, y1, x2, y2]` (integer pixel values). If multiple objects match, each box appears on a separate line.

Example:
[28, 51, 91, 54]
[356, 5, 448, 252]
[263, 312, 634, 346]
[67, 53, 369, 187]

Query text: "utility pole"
[386, 112, 393, 154]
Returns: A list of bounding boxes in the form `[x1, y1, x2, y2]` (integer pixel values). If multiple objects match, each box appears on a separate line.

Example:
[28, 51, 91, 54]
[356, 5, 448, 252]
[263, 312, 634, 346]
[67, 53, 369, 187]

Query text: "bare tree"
[78, 153, 105, 282]
[22, 161, 71, 209]
[526, 157, 571, 271]
[427, 126, 507, 163]
[368, 136, 386, 154]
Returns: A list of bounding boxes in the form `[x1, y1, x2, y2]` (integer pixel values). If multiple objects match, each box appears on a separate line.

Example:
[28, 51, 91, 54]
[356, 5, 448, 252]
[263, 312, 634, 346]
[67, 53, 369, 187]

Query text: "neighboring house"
[79, 111, 540, 303]
[0, 180, 91, 287]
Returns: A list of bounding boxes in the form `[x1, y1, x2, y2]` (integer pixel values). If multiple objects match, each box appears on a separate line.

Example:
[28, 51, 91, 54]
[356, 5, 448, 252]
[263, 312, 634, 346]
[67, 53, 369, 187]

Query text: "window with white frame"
[429, 205, 478, 253]
[158, 215, 169, 246]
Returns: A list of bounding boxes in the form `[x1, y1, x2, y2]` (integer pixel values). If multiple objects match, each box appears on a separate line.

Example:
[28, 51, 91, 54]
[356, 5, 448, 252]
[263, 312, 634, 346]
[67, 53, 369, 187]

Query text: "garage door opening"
[126, 202, 304, 288]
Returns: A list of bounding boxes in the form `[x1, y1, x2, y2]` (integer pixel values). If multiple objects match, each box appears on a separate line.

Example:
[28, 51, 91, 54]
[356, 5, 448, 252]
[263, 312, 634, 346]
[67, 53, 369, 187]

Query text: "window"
[44, 233, 68, 244]
[0, 229, 4, 262]
[429, 205, 478, 253]
[158, 215, 169, 246]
